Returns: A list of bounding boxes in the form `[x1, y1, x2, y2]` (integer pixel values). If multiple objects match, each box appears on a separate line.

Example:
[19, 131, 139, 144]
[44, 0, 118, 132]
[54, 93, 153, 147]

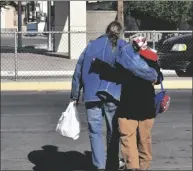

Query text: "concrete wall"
[53, 5, 117, 59]
[54, 1, 86, 59]
[69, 1, 86, 59]
[86, 10, 117, 43]
[54, 1, 69, 54]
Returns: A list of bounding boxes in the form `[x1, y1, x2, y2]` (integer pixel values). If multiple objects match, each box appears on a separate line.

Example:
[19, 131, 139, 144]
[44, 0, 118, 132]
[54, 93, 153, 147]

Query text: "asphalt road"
[1, 90, 192, 170]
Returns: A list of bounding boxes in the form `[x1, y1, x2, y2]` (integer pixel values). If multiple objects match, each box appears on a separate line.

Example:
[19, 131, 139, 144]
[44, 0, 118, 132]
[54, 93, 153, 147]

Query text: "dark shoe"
[86, 168, 105, 171]
[87, 169, 105, 171]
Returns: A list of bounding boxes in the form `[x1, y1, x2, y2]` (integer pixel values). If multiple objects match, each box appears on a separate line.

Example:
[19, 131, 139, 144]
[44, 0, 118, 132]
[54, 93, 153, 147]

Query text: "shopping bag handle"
[160, 76, 164, 92]
[66, 101, 75, 114]
[56, 101, 76, 132]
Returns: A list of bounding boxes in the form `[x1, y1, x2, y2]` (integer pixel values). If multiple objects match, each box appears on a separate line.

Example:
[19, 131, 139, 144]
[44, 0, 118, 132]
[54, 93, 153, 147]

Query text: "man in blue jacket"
[70, 20, 157, 171]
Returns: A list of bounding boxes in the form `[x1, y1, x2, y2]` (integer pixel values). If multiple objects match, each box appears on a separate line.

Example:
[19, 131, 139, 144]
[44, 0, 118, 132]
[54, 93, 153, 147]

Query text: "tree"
[0, 1, 17, 9]
[117, 0, 124, 38]
[117, 0, 124, 27]
[187, 2, 193, 26]
[124, 1, 193, 28]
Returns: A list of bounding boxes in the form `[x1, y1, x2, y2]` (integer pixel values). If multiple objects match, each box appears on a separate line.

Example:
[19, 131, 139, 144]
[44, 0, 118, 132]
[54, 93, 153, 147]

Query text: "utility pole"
[117, 0, 124, 38]
[18, 1, 22, 49]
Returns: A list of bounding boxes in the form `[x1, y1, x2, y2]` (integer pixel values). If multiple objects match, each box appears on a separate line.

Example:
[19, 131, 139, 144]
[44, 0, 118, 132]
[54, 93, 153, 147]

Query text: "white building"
[1, 8, 6, 29]
[0, 6, 26, 31]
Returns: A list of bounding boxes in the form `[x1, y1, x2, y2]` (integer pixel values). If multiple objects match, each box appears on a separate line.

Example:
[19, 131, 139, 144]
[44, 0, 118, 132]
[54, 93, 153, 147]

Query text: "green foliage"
[187, 2, 193, 25]
[124, 1, 193, 24]
[0, 1, 17, 8]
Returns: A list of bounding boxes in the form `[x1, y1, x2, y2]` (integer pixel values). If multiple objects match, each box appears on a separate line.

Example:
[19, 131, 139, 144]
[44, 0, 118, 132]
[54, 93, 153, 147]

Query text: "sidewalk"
[1, 51, 192, 91]
[1, 50, 176, 75]
[1, 77, 192, 91]
[1, 52, 75, 72]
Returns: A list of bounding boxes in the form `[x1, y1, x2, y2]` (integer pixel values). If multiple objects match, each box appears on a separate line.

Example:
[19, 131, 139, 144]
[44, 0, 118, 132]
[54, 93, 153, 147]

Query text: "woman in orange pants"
[117, 37, 163, 170]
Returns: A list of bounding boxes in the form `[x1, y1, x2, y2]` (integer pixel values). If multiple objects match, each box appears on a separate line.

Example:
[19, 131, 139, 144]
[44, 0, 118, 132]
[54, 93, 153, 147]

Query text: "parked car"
[157, 33, 193, 77]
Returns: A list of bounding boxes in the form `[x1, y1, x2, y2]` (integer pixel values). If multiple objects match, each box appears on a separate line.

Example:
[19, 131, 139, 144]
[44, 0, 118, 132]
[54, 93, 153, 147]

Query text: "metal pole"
[0, 6, 1, 26]
[18, 1, 22, 49]
[14, 32, 18, 81]
[53, 1, 56, 51]
[24, 4, 27, 24]
[47, 1, 52, 51]
[32, 1, 35, 22]
[153, 30, 155, 49]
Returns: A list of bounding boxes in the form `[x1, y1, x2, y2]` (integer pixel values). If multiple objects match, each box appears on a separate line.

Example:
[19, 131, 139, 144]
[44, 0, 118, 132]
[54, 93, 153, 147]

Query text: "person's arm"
[116, 44, 158, 82]
[91, 58, 120, 83]
[70, 43, 91, 101]
[153, 62, 164, 85]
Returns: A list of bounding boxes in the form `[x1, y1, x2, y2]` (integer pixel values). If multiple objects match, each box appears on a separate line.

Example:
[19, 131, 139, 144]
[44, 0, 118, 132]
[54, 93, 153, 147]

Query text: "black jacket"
[92, 56, 163, 120]
[116, 56, 163, 120]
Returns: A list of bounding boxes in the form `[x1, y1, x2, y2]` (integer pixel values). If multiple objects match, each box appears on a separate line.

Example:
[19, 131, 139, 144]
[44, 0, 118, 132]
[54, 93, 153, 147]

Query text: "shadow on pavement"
[1, 46, 69, 59]
[28, 145, 94, 171]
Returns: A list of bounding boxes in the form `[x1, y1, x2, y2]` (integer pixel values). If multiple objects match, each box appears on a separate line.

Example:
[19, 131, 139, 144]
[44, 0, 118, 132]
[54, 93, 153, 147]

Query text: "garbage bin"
[26, 22, 38, 36]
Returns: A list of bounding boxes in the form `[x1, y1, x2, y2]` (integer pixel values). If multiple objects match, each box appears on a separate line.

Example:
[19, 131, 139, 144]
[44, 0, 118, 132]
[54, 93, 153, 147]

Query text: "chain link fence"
[1, 30, 192, 81]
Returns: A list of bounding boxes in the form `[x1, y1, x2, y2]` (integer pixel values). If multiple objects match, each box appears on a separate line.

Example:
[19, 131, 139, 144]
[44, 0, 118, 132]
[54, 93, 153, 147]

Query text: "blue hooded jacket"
[70, 34, 157, 102]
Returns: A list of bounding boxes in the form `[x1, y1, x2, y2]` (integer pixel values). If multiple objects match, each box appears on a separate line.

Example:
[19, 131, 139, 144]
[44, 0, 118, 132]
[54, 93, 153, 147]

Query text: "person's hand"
[153, 80, 157, 84]
[151, 80, 157, 86]
[70, 99, 79, 106]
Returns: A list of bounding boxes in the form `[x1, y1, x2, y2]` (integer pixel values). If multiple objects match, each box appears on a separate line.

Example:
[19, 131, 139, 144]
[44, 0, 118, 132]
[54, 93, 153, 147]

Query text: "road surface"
[1, 90, 192, 170]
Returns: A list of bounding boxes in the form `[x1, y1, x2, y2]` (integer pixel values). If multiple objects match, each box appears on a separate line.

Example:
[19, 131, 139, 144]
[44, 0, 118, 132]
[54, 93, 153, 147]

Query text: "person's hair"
[106, 20, 123, 48]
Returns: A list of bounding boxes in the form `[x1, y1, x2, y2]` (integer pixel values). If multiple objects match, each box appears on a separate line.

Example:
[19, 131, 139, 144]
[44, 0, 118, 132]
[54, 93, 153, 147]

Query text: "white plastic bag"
[56, 101, 81, 140]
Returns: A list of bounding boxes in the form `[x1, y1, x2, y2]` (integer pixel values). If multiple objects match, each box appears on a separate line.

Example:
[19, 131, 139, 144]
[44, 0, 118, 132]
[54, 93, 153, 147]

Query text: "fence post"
[152, 30, 155, 49]
[48, 32, 52, 51]
[47, 1, 52, 51]
[14, 32, 18, 81]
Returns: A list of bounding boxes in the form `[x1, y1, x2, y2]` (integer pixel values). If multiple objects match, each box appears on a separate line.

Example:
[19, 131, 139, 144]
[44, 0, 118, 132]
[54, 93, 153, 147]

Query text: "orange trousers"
[118, 118, 154, 170]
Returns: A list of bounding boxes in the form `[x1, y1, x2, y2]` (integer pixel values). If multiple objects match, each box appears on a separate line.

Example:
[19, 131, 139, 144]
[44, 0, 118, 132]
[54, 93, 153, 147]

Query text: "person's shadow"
[28, 145, 94, 171]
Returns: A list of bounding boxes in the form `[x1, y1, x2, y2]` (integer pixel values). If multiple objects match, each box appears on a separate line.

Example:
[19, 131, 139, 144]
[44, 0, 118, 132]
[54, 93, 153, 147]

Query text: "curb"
[1, 80, 192, 91]
[1, 71, 74, 77]
[1, 70, 177, 77]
